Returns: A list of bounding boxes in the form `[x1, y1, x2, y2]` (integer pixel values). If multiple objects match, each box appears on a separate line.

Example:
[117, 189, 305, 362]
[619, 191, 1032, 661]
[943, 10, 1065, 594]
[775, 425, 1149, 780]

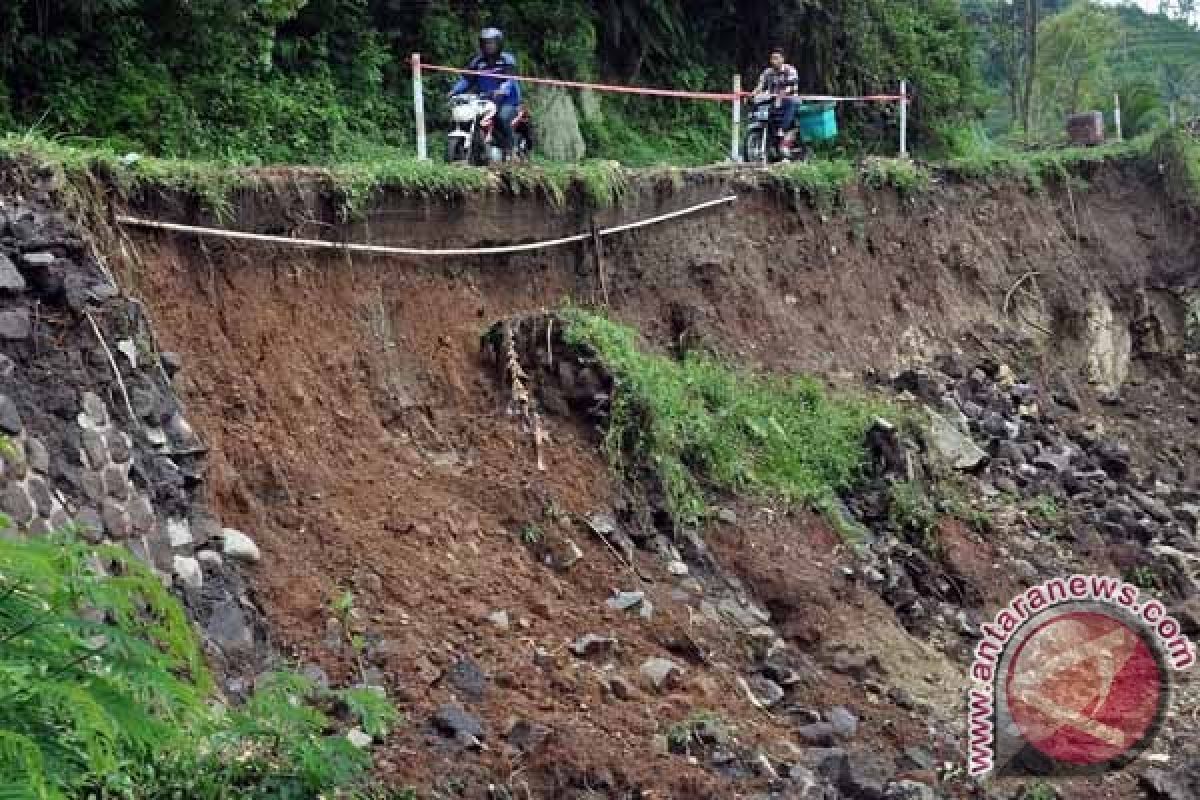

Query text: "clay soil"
[123, 164, 1197, 798]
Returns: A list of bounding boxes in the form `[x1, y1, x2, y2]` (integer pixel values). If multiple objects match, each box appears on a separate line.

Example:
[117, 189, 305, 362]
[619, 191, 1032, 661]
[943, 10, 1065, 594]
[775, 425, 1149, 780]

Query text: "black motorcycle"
[743, 93, 810, 164]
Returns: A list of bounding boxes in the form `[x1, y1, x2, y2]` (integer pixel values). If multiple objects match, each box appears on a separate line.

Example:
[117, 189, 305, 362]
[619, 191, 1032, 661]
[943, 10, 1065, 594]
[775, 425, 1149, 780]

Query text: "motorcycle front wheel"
[446, 137, 468, 164]
[743, 129, 767, 164]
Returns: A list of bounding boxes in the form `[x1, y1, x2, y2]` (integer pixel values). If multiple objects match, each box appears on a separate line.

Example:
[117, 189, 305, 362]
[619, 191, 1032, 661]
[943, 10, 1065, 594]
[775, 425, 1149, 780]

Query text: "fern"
[0, 525, 399, 799]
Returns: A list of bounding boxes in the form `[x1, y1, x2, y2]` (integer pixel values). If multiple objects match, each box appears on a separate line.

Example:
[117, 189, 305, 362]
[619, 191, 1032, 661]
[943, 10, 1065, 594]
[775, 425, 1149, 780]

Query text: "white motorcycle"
[445, 93, 532, 166]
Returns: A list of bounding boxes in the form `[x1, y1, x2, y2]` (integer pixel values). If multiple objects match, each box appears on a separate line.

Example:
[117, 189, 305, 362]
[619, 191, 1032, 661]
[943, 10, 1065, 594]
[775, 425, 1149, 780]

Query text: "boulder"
[639, 657, 683, 692]
[927, 410, 987, 470]
[528, 87, 586, 162]
[0, 310, 31, 340]
[0, 254, 26, 292]
[173, 555, 203, 590]
[221, 528, 261, 563]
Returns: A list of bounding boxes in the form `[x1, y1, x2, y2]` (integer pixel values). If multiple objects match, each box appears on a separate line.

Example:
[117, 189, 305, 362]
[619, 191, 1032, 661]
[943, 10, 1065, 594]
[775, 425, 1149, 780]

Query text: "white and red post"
[413, 53, 428, 161]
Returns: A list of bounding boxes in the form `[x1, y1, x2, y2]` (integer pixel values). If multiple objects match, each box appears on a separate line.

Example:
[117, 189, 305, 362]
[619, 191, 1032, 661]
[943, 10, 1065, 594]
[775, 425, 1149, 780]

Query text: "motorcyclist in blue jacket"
[450, 27, 521, 154]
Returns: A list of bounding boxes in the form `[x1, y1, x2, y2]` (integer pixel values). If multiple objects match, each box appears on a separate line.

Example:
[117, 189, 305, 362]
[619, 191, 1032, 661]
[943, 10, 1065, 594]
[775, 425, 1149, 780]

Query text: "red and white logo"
[967, 576, 1195, 778]
[1004, 610, 1163, 766]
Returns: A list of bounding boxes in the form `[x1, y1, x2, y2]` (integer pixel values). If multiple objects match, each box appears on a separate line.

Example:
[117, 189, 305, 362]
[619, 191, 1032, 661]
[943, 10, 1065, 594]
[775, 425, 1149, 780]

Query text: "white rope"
[114, 195, 737, 257]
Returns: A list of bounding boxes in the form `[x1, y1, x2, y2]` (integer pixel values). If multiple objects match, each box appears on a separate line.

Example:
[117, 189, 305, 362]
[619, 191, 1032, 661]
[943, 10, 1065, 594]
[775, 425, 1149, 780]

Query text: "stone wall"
[0, 177, 267, 692]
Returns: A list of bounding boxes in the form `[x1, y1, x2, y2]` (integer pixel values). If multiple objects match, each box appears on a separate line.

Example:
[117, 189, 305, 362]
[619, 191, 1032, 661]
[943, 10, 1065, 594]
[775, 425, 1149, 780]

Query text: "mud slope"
[121, 162, 1197, 798]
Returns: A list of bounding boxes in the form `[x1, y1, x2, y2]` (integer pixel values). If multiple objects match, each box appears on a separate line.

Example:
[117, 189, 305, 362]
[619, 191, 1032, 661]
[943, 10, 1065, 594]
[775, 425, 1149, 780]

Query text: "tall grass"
[0, 131, 631, 219]
[563, 310, 891, 526]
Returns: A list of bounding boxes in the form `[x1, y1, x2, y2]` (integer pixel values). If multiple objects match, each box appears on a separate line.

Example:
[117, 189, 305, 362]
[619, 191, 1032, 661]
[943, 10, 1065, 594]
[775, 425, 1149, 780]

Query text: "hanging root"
[501, 320, 548, 472]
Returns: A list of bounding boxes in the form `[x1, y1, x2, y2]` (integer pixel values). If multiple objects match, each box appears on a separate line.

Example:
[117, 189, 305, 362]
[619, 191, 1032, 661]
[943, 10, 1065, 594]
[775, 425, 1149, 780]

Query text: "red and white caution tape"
[419, 62, 905, 104]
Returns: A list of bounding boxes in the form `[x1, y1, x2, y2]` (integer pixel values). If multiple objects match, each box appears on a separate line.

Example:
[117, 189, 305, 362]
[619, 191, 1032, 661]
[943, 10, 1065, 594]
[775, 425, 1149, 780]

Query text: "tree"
[1035, 1, 1119, 129]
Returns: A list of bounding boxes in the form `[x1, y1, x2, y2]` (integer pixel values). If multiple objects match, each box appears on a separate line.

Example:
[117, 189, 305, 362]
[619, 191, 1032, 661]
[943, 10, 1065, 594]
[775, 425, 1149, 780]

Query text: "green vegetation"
[1027, 493, 1062, 524]
[942, 134, 1154, 190]
[770, 160, 857, 209]
[1126, 565, 1160, 591]
[519, 523, 545, 546]
[563, 310, 891, 527]
[1153, 127, 1200, 205]
[968, 1, 1200, 145]
[0, 131, 628, 218]
[1, 1, 980, 166]
[0, 515, 399, 799]
[862, 158, 932, 195]
[888, 479, 941, 553]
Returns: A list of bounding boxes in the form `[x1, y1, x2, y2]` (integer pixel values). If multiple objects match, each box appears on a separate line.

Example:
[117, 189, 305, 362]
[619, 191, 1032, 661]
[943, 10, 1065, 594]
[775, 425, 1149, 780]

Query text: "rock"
[432, 704, 485, 742]
[165, 413, 200, 449]
[543, 531, 583, 570]
[206, 599, 255, 657]
[0, 310, 31, 340]
[569, 633, 617, 659]
[927, 411, 987, 470]
[116, 339, 138, 369]
[606, 590, 645, 612]
[160, 351, 183, 377]
[221, 528, 261, 563]
[606, 674, 637, 701]
[639, 657, 682, 692]
[830, 650, 875, 680]
[130, 387, 160, 422]
[0, 253, 26, 292]
[25, 438, 48, 473]
[100, 499, 131, 539]
[1141, 765, 1200, 800]
[507, 718, 551, 752]
[1033, 446, 1072, 475]
[667, 560, 689, 576]
[27, 477, 54, 517]
[717, 507, 738, 525]
[0, 395, 22, 435]
[486, 609, 510, 629]
[1133, 490, 1174, 524]
[20, 252, 55, 269]
[1175, 596, 1200, 636]
[1, 484, 34, 526]
[795, 746, 850, 784]
[885, 780, 937, 800]
[301, 663, 331, 689]
[81, 392, 108, 427]
[0, 354, 13, 378]
[166, 518, 193, 548]
[982, 411, 1011, 439]
[172, 556, 203, 590]
[74, 507, 105, 543]
[128, 492, 156, 534]
[528, 87, 586, 161]
[446, 656, 488, 701]
[346, 728, 372, 748]
[196, 549, 224, 571]
[901, 746, 935, 771]
[828, 706, 859, 739]
[933, 352, 967, 379]
[743, 675, 784, 708]
[840, 752, 892, 800]
[796, 721, 836, 746]
[1094, 440, 1131, 478]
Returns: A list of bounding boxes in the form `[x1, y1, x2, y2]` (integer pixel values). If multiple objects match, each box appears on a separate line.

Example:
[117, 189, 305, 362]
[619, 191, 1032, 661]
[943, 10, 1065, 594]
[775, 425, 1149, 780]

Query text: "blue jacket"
[451, 52, 520, 106]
